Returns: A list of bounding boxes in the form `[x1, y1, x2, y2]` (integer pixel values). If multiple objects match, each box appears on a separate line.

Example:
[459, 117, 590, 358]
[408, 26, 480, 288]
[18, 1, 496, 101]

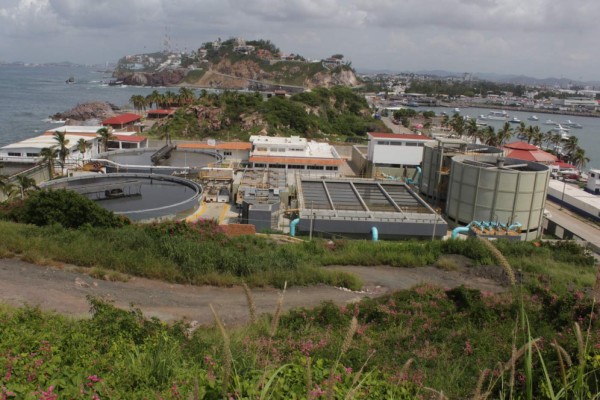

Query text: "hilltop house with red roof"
[102, 113, 141, 131]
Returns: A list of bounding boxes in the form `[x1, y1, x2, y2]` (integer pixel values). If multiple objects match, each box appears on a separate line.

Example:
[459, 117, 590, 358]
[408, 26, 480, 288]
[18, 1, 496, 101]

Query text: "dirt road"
[0, 258, 505, 325]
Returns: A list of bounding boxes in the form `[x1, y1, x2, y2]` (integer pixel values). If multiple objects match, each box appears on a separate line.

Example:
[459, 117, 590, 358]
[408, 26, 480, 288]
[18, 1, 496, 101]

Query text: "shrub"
[7, 189, 129, 229]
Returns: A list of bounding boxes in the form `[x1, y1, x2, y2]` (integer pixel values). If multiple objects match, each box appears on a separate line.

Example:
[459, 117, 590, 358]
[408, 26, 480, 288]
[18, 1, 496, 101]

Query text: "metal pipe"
[371, 226, 379, 241]
[290, 218, 300, 237]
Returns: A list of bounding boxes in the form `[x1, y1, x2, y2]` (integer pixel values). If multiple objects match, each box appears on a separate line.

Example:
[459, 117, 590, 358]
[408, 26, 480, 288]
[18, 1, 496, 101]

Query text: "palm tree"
[97, 127, 116, 153]
[178, 87, 195, 106]
[479, 126, 498, 146]
[563, 136, 579, 158]
[449, 114, 465, 138]
[39, 147, 58, 179]
[130, 94, 147, 114]
[570, 147, 590, 171]
[441, 114, 449, 129]
[14, 175, 37, 199]
[52, 131, 70, 176]
[466, 118, 479, 143]
[515, 121, 527, 140]
[531, 126, 544, 147]
[164, 91, 177, 108]
[497, 122, 513, 146]
[146, 90, 162, 109]
[76, 138, 92, 165]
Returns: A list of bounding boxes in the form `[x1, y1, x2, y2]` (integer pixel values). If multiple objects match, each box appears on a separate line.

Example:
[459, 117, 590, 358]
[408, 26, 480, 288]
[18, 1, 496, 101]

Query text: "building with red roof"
[503, 141, 557, 164]
[102, 113, 142, 130]
[108, 135, 148, 150]
[147, 109, 175, 119]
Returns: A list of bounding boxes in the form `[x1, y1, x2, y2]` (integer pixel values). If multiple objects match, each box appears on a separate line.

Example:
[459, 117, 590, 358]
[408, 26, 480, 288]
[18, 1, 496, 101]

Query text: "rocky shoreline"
[51, 101, 120, 123]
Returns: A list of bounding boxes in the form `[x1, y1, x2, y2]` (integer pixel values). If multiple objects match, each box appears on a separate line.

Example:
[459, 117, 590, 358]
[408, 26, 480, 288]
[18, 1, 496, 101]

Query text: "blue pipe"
[371, 227, 379, 241]
[290, 218, 300, 237]
[451, 222, 473, 239]
[508, 222, 522, 232]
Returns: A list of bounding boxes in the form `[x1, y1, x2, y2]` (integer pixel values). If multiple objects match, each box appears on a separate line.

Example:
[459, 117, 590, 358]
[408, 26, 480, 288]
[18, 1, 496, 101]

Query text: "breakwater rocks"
[51, 101, 119, 123]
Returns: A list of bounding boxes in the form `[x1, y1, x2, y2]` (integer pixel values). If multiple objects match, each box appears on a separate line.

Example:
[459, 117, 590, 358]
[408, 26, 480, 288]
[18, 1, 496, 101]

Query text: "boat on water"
[485, 110, 508, 120]
[544, 119, 560, 126]
[509, 117, 521, 124]
[562, 120, 583, 129]
[454, 107, 460, 113]
[550, 124, 570, 135]
[528, 115, 539, 121]
[65, 76, 75, 84]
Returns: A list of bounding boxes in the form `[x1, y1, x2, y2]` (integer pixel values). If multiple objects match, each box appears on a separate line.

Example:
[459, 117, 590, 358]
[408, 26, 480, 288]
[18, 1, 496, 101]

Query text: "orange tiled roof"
[178, 142, 251, 150]
[249, 156, 344, 166]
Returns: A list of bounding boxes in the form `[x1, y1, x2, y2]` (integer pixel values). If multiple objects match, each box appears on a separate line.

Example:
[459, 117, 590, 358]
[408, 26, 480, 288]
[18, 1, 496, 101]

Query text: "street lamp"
[559, 173, 567, 210]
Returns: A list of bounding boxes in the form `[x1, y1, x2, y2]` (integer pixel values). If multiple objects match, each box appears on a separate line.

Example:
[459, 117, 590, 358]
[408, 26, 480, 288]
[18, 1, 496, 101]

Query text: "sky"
[1, 0, 600, 81]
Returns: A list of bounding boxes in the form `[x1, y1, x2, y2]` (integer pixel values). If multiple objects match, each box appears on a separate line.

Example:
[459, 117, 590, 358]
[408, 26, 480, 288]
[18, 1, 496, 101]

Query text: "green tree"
[52, 131, 70, 176]
[76, 138, 92, 164]
[497, 122, 513, 146]
[97, 127, 116, 153]
[39, 147, 58, 179]
[14, 175, 38, 199]
[7, 189, 130, 229]
[178, 87, 195, 106]
[130, 95, 147, 113]
[146, 90, 162, 109]
[570, 147, 590, 170]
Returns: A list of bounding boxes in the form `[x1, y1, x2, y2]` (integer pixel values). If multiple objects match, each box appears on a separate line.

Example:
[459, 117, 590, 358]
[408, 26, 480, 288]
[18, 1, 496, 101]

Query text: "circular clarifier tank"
[98, 148, 222, 174]
[41, 173, 203, 222]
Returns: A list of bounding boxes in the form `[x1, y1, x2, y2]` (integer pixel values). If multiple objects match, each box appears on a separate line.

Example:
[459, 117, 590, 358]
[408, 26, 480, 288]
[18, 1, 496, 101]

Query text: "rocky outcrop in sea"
[51, 101, 119, 123]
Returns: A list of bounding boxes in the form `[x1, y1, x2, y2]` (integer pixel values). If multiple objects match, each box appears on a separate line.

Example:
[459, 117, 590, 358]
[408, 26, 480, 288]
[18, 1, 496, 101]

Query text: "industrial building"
[293, 177, 447, 239]
[445, 155, 551, 240]
[366, 132, 435, 178]
[233, 169, 291, 232]
[420, 138, 504, 204]
[248, 136, 344, 174]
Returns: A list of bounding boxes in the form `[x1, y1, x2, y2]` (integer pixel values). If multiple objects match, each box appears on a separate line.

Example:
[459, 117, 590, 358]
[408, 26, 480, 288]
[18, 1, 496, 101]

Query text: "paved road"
[545, 200, 600, 249]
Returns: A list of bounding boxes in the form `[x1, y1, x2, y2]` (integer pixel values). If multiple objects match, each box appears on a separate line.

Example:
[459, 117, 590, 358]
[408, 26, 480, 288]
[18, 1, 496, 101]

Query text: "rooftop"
[102, 113, 141, 125]
[178, 142, 252, 151]
[368, 132, 433, 141]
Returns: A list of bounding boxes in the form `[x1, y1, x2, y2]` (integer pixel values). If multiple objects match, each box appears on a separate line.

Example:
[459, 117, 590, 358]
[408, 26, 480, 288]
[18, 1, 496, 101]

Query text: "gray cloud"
[1, 0, 600, 80]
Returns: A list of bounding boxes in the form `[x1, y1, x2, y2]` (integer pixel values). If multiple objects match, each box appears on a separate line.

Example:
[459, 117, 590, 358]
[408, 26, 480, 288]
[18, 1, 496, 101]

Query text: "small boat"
[454, 107, 460, 113]
[478, 114, 487, 120]
[486, 110, 508, 120]
[562, 120, 583, 129]
[66, 76, 75, 84]
[550, 124, 570, 134]
[528, 115, 539, 121]
[544, 119, 559, 126]
[509, 117, 521, 124]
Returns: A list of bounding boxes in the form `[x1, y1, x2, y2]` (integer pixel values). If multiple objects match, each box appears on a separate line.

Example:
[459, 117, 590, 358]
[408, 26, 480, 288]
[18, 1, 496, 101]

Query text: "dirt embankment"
[0, 256, 506, 326]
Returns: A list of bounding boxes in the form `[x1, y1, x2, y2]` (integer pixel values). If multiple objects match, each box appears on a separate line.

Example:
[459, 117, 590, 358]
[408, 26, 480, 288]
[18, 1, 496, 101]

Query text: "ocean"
[417, 106, 600, 170]
[0, 64, 171, 147]
[1, 65, 599, 170]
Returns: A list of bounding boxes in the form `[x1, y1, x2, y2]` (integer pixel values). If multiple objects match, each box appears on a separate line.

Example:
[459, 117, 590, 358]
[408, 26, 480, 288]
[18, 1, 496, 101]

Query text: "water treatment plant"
[40, 173, 203, 222]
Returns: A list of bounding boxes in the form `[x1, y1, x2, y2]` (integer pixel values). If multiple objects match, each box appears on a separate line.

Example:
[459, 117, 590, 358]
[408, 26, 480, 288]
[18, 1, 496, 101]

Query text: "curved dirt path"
[0, 258, 504, 325]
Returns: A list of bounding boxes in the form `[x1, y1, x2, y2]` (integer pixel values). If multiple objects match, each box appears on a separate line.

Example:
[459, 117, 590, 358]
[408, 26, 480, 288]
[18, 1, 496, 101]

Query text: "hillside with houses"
[112, 38, 359, 90]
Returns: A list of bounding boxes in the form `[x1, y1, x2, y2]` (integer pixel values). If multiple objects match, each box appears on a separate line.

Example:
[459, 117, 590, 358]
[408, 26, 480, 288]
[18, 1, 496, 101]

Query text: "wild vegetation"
[1, 189, 599, 397]
[141, 86, 387, 142]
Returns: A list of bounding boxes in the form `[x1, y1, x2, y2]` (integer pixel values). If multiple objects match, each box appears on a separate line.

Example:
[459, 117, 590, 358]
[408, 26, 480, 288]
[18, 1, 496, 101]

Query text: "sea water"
[0, 64, 172, 147]
[419, 106, 600, 170]
[1, 65, 599, 169]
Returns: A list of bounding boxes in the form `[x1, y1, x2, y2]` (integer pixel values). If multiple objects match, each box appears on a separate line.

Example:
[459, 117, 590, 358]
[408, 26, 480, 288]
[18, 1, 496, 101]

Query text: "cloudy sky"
[1, 0, 599, 80]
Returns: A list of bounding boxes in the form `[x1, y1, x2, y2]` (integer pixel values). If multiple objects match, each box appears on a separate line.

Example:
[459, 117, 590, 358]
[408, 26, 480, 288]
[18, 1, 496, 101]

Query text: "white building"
[249, 135, 343, 173]
[367, 132, 435, 167]
[0, 127, 101, 165]
[177, 141, 251, 162]
[587, 169, 600, 195]
[552, 97, 597, 111]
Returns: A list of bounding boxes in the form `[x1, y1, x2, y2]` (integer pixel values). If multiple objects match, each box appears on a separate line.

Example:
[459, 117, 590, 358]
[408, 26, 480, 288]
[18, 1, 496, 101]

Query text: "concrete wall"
[296, 218, 447, 239]
[349, 145, 368, 177]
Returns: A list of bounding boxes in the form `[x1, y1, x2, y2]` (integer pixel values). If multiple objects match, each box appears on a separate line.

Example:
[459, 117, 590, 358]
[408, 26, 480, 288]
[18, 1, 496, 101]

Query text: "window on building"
[307, 165, 324, 170]
[223, 151, 232, 156]
[256, 147, 267, 152]
[325, 166, 338, 171]
[122, 142, 138, 149]
[7, 152, 21, 157]
[288, 164, 305, 169]
[377, 141, 390, 145]
[108, 142, 120, 149]
[405, 142, 418, 146]
[26, 153, 39, 157]
[390, 141, 403, 146]
[254, 163, 266, 168]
